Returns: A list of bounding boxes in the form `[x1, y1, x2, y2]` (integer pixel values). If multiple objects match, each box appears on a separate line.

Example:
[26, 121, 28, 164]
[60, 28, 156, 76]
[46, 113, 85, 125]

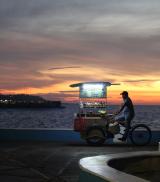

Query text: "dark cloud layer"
[123, 79, 160, 83]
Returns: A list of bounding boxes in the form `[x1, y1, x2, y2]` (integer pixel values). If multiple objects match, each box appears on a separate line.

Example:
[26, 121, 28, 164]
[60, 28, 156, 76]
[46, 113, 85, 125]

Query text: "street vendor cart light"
[82, 84, 104, 90]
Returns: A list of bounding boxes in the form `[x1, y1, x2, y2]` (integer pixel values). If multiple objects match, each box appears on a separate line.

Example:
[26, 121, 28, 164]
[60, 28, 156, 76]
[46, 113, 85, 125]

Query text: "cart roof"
[70, 82, 114, 88]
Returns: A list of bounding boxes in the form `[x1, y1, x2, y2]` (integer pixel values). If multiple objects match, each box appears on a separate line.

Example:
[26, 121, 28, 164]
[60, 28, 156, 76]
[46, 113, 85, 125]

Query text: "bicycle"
[84, 114, 152, 146]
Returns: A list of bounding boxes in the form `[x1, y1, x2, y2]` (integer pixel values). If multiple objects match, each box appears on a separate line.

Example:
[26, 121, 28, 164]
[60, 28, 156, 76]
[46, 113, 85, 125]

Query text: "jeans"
[115, 112, 134, 139]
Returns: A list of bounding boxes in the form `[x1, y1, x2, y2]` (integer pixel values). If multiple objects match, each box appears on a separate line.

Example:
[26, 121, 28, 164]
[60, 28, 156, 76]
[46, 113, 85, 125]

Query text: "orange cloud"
[2, 66, 158, 105]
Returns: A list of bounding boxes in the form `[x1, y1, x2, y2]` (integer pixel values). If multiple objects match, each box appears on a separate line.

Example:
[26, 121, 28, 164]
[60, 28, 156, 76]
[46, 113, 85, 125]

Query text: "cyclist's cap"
[120, 91, 128, 96]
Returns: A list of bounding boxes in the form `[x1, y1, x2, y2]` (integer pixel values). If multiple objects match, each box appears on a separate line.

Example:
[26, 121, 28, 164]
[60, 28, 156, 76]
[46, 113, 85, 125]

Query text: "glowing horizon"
[1, 79, 160, 105]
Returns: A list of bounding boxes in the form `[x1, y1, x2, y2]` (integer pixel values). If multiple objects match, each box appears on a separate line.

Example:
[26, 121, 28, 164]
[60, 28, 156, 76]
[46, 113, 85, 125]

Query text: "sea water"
[0, 104, 159, 129]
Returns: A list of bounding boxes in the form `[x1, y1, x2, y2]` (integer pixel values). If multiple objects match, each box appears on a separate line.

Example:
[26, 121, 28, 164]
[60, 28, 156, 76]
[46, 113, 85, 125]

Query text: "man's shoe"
[118, 137, 127, 141]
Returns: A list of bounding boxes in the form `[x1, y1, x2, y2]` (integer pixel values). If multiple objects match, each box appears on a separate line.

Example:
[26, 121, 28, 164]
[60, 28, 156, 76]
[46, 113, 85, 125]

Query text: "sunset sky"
[0, 0, 160, 104]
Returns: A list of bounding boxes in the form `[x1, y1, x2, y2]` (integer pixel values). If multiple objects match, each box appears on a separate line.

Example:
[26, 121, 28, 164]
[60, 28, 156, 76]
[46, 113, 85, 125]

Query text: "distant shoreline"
[0, 94, 63, 108]
[64, 103, 160, 106]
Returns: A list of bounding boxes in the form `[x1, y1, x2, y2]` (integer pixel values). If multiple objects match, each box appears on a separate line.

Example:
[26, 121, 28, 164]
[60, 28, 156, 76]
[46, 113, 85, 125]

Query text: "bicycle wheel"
[130, 124, 152, 146]
[86, 127, 105, 146]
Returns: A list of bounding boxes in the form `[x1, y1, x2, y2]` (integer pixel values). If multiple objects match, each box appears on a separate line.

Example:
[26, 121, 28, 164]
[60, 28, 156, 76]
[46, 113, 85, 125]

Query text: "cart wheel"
[86, 127, 105, 146]
[130, 124, 152, 146]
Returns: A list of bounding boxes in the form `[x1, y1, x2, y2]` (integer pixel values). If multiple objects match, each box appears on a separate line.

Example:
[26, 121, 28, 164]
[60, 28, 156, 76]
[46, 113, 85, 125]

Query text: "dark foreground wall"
[0, 129, 159, 145]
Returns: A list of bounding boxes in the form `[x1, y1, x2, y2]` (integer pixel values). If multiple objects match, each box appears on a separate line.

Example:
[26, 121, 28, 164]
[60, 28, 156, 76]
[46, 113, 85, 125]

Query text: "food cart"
[70, 82, 118, 145]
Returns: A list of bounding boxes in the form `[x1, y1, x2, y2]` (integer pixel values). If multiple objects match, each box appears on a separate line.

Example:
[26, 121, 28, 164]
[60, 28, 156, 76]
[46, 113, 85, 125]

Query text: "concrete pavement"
[0, 141, 158, 182]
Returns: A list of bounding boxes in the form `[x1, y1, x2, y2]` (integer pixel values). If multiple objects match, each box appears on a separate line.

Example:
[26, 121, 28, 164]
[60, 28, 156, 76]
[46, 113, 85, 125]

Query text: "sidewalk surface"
[0, 141, 158, 182]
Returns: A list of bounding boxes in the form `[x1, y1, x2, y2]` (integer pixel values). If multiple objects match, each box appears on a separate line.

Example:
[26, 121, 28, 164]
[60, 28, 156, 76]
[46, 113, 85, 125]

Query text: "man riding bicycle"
[115, 91, 135, 141]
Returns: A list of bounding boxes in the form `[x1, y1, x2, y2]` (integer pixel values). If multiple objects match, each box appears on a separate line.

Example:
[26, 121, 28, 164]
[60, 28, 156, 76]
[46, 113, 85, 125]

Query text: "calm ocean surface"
[0, 104, 159, 129]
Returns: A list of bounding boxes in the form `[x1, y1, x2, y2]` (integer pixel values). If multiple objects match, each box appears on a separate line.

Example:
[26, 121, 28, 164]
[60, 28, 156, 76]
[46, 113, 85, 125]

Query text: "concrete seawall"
[0, 128, 160, 144]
